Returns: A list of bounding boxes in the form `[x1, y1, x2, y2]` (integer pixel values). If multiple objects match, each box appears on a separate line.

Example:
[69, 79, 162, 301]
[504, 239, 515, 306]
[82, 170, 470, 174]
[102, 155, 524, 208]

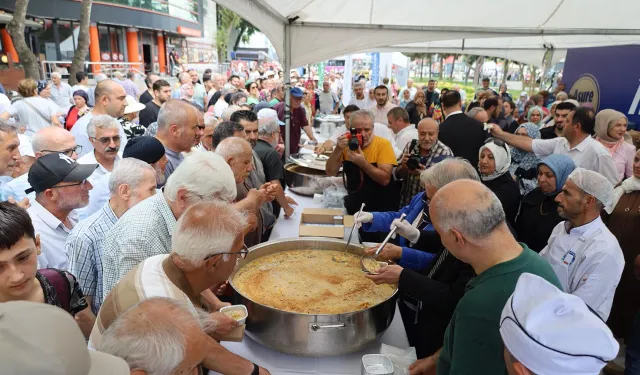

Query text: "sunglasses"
[90, 136, 121, 145]
[41, 145, 83, 157]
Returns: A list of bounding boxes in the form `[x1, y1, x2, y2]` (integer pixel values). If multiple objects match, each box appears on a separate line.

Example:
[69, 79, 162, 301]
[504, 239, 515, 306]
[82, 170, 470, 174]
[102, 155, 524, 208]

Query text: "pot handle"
[309, 323, 346, 331]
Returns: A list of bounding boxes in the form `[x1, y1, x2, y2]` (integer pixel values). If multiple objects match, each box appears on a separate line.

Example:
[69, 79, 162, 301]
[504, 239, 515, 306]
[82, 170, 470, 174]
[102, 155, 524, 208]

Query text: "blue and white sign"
[370, 52, 380, 87]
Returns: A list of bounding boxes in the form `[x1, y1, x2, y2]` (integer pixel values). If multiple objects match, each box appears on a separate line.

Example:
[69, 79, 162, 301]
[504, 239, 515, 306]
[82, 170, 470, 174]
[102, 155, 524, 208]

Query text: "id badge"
[561, 250, 576, 266]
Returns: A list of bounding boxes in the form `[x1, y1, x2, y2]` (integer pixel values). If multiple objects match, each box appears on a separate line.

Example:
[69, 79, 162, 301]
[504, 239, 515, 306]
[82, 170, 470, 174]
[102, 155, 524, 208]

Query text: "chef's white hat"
[500, 273, 618, 375]
[567, 167, 614, 208]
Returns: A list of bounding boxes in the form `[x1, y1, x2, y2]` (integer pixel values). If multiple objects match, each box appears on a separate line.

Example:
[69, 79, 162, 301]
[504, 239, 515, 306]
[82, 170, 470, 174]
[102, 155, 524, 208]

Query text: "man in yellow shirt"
[326, 110, 397, 222]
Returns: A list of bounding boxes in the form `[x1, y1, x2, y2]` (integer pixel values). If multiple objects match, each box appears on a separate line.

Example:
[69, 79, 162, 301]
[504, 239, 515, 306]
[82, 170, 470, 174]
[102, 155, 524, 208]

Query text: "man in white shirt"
[490, 107, 619, 185]
[368, 85, 397, 126]
[49, 72, 72, 110]
[348, 82, 369, 110]
[403, 78, 418, 100]
[2, 127, 80, 204]
[71, 80, 128, 158]
[70, 71, 90, 101]
[540, 168, 624, 320]
[26, 153, 97, 269]
[387, 107, 418, 152]
[318, 81, 339, 115]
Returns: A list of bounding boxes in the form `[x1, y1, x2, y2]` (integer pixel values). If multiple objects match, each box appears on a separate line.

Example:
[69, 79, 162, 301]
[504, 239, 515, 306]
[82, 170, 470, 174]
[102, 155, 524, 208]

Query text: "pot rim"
[229, 237, 399, 317]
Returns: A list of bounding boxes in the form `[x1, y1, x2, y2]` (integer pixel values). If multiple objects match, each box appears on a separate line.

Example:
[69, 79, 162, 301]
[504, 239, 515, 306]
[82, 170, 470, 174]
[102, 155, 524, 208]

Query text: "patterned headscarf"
[527, 106, 544, 126]
[37, 80, 48, 94]
[511, 123, 541, 170]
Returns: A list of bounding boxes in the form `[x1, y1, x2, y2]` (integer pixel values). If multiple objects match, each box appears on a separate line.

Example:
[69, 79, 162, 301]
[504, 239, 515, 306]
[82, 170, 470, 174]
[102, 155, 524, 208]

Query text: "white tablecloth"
[211, 190, 410, 375]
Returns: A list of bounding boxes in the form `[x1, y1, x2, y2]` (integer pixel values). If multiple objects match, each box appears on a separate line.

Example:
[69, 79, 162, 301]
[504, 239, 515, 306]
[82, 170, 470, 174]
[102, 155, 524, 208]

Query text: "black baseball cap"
[26, 153, 97, 194]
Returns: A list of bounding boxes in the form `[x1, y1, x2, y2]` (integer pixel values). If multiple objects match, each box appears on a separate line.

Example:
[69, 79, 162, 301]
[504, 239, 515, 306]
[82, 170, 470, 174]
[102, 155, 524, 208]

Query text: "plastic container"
[361, 354, 395, 375]
[219, 305, 248, 325]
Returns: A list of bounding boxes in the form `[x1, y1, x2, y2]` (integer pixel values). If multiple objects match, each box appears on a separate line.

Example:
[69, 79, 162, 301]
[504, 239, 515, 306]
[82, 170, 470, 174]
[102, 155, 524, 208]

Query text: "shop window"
[33, 19, 57, 61]
[58, 21, 75, 61]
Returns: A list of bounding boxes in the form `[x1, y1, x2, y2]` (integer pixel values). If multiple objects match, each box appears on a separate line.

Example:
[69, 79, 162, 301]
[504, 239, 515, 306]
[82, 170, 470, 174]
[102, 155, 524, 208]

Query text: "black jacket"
[540, 125, 559, 140]
[483, 173, 521, 226]
[405, 102, 428, 126]
[438, 113, 488, 168]
[515, 188, 563, 252]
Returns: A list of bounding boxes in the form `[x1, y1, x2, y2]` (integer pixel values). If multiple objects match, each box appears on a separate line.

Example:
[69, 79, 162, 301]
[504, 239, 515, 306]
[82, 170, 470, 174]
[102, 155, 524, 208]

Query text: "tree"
[463, 55, 478, 84]
[68, 0, 92, 86]
[501, 59, 510, 84]
[439, 54, 445, 79]
[216, 6, 240, 62]
[232, 19, 258, 51]
[449, 54, 458, 80]
[8, 0, 40, 79]
[473, 56, 485, 87]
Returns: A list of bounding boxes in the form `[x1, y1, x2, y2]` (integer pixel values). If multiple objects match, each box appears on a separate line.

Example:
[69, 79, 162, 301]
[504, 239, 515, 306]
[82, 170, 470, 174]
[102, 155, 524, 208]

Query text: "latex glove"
[391, 218, 420, 243]
[353, 211, 374, 228]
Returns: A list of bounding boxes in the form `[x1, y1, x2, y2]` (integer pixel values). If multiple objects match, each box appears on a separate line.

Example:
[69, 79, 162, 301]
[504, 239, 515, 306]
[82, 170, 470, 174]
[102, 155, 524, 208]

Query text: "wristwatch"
[251, 363, 260, 375]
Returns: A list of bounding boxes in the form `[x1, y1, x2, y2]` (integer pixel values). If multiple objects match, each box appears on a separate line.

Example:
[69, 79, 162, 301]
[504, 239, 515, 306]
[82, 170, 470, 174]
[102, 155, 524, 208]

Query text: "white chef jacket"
[539, 217, 624, 320]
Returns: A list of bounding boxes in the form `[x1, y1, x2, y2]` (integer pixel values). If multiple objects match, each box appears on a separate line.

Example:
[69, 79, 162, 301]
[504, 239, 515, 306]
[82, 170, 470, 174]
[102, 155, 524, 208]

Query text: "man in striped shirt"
[66, 158, 157, 314]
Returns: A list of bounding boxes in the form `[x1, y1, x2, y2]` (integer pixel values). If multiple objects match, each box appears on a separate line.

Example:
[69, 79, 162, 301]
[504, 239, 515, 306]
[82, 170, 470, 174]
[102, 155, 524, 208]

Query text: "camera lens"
[348, 137, 359, 151]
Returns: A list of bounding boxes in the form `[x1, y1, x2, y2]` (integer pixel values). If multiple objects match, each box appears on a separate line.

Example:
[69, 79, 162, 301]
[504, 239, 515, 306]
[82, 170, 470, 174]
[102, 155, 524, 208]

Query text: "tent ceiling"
[216, 0, 640, 67]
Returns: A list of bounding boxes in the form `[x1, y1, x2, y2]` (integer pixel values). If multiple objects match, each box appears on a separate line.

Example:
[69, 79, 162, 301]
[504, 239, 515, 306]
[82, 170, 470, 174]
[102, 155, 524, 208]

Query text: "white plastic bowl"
[220, 304, 248, 325]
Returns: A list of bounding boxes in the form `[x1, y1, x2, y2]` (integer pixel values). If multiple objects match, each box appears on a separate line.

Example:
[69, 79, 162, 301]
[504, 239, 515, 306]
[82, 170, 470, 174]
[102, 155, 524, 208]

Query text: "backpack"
[39, 268, 71, 312]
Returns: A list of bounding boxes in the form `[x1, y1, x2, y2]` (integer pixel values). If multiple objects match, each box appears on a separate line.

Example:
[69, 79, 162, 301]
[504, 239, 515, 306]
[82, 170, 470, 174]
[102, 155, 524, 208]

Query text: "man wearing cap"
[500, 273, 618, 375]
[2, 127, 81, 205]
[71, 80, 128, 158]
[155, 99, 203, 182]
[139, 79, 171, 127]
[274, 87, 317, 154]
[26, 153, 97, 269]
[540, 168, 624, 320]
[0, 301, 130, 375]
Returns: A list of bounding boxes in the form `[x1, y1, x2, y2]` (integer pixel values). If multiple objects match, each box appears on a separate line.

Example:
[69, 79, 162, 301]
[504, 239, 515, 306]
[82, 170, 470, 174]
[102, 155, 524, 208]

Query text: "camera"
[345, 128, 363, 151]
[406, 139, 426, 170]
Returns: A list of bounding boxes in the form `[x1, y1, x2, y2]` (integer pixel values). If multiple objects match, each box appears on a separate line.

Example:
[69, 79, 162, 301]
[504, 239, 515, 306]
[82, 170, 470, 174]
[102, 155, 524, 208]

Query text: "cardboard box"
[299, 208, 354, 238]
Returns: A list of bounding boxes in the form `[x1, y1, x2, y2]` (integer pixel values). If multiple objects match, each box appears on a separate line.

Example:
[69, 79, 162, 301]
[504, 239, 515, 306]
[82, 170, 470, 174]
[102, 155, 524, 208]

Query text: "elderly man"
[500, 273, 619, 375]
[139, 79, 171, 127]
[394, 118, 453, 207]
[139, 72, 159, 105]
[466, 107, 489, 123]
[326, 110, 397, 222]
[274, 87, 317, 153]
[115, 71, 140, 99]
[101, 152, 237, 299]
[155, 99, 204, 181]
[67, 158, 157, 314]
[540, 168, 623, 320]
[50, 72, 73, 109]
[0, 121, 19, 192]
[403, 78, 418, 100]
[95, 204, 270, 375]
[408, 180, 561, 375]
[387, 107, 418, 152]
[78, 115, 121, 176]
[194, 114, 217, 151]
[2, 127, 80, 204]
[349, 81, 369, 109]
[356, 159, 477, 357]
[368, 85, 396, 126]
[171, 72, 191, 99]
[71, 80, 128, 158]
[26, 153, 97, 269]
[318, 80, 339, 115]
[490, 107, 619, 185]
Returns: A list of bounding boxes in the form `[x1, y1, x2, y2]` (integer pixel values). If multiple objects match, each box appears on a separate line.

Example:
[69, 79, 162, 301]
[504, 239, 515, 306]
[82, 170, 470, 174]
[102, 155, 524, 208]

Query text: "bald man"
[2, 127, 79, 204]
[409, 180, 561, 375]
[71, 80, 128, 157]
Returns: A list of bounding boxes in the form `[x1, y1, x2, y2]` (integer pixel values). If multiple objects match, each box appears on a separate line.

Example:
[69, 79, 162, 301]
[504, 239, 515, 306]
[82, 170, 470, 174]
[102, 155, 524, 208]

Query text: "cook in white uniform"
[540, 168, 624, 321]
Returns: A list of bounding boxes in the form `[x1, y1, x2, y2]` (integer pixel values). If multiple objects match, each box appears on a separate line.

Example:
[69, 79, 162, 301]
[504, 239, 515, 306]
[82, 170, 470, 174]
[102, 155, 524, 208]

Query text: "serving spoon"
[361, 213, 406, 274]
[332, 203, 365, 263]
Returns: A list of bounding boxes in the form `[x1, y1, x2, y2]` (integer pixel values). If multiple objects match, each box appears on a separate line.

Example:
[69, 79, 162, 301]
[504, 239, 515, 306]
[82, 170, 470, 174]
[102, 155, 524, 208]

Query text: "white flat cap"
[568, 168, 614, 208]
[500, 273, 618, 375]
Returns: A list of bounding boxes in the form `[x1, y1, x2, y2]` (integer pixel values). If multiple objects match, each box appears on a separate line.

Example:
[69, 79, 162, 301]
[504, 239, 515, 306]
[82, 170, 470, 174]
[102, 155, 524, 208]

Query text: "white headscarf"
[606, 176, 640, 214]
[479, 141, 511, 181]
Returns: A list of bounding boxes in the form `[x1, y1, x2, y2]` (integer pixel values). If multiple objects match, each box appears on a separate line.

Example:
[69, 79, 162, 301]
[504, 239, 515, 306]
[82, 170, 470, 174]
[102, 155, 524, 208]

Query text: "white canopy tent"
[215, 0, 640, 157]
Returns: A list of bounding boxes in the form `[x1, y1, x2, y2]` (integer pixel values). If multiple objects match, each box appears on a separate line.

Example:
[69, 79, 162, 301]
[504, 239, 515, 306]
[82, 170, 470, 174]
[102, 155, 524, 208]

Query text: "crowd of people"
[0, 63, 638, 375]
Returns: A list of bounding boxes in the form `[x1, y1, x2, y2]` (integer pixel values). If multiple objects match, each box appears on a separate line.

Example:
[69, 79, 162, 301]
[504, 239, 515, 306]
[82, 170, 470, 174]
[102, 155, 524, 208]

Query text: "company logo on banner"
[570, 74, 600, 111]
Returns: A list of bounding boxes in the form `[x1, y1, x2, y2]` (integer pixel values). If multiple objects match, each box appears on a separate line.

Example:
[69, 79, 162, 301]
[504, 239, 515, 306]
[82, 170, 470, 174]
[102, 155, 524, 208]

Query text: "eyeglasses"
[41, 145, 83, 157]
[205, 244, 250, 260]
[90, 136, 121, 145]
[49, 179, 89, 189]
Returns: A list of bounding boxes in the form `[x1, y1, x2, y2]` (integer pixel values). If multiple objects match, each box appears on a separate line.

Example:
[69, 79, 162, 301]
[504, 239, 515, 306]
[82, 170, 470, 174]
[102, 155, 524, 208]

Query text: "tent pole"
[284, 22, 292, 160]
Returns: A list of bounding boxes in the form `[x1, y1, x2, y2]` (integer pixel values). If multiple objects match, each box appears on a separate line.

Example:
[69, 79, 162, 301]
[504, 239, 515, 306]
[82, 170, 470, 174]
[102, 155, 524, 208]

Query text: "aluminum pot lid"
[288, 153, 328, 171]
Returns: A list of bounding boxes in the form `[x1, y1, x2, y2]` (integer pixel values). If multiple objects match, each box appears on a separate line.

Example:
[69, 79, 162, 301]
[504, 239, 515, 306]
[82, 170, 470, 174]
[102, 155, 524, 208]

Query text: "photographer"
[326, 110, 397, 219]
[395, 118, 453, 207]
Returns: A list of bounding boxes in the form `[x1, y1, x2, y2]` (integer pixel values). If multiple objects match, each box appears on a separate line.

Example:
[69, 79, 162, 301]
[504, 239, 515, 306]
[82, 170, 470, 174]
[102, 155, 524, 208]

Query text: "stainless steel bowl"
[283, 163, 327, 196]
[229, 238, 398, 357]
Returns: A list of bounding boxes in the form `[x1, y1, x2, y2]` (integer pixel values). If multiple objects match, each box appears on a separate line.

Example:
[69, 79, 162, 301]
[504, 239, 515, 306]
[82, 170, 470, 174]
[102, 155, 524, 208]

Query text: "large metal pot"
[283, 163, 327, 196]
[229, 238, 398, 357]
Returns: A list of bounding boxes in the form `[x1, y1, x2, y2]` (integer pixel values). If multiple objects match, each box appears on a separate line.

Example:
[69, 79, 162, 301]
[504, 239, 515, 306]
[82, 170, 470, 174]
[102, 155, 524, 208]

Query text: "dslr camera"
[406, 139, 426, 170]
[345, 128, 363, 151]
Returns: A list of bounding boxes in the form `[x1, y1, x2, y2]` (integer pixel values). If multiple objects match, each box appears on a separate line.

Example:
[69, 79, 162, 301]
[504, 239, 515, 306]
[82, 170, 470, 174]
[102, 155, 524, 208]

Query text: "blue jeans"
[626, 311, 640, 375]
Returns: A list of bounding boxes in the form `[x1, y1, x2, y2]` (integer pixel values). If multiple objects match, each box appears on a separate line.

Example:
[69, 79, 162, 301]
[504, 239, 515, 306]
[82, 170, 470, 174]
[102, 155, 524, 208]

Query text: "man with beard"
[71, 80, 128, 158]
[540, 168, 624, 321]
[139, 79, 171, 127]
[155, 100, 204, 182]
[348, 82, 369, 109]
[26, 153, 97, 269]
[368, 85, 396, 126]
[540, 101, 576, 140]
[423, 79, 440, 108]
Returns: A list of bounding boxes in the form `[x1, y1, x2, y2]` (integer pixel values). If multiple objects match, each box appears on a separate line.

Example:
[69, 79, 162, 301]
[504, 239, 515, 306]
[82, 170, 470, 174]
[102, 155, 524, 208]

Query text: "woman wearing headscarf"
[526, 106, 544, 127]
[179, 82, 203, 110]
[406, 90, 429, 125]
[65, 90, 91, 131]
[517, 100, 534, 125]
[604, 149, 640, 342]
[515, 154, 576, 252]
[478, 139, 521, 226]
[595, 109, 635, 183]
[509, 123, 541, 195]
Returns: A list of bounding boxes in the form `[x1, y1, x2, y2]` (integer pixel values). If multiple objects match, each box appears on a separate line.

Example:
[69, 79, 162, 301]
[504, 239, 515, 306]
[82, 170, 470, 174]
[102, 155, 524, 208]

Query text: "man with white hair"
[2, 127, 80, 204]
[67, 158, 156, 314]
[466, 107, 489, 123]
[78, 115, 121, 177]
[221, 104, 241, 122]
[172, 71, 191, 99]
[155, 99, 204, 181]
[349, 81, 370, 109]
[71, 79, 128, 158]
[409, 180, 561, 375]
[403, 77, 417, 100]
[194, 114, 218, 151]
[499, 273, 618, 375]
[101, 152, 237, 299]
[50, 72, 73, 109]
[95, 204, 271, 374]
[540, 168, 624, 320]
